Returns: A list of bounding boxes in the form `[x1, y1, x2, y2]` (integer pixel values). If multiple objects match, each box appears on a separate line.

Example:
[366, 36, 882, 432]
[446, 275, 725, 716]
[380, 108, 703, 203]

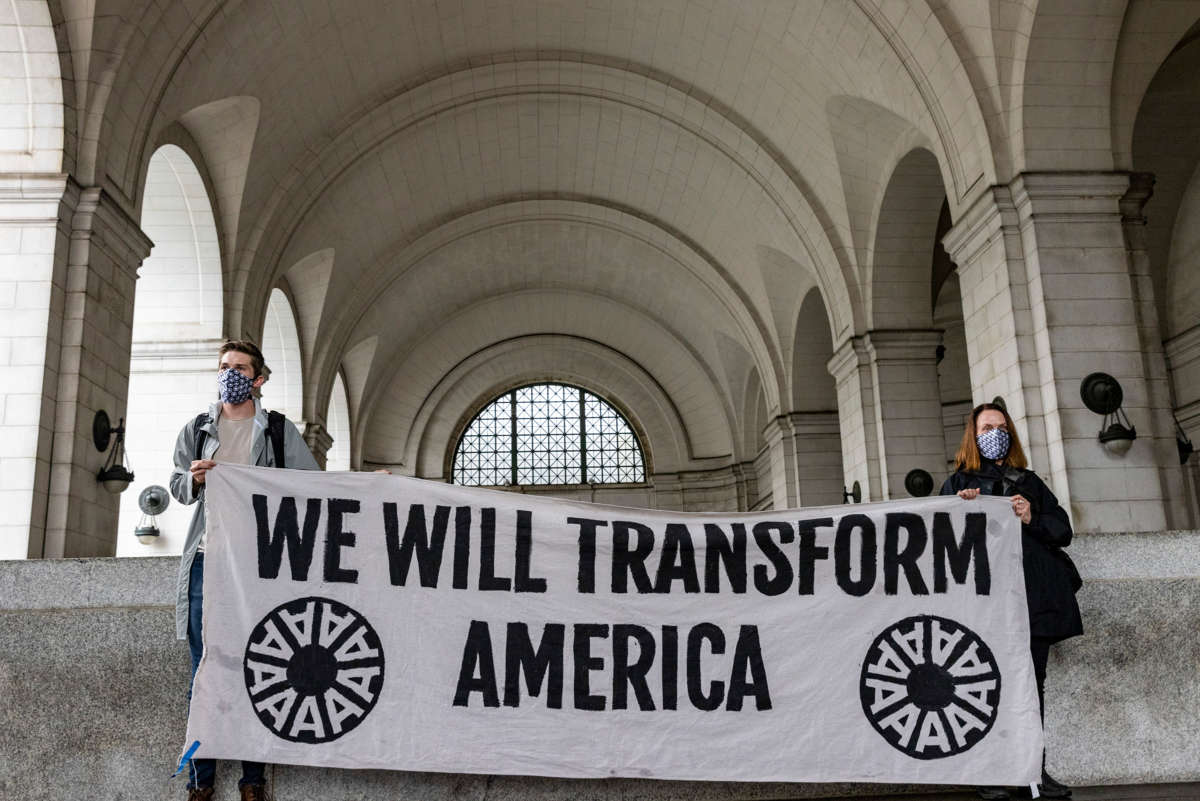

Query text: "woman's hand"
[956, 488, 980, 500]
[1011, 494, 1032, 524]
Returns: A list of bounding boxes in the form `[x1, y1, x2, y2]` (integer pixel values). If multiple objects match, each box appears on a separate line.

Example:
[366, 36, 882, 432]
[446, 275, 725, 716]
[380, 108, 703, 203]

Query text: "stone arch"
[1017, 0, 1127, 171]
[1130, 21, 1200, 522]
[260, 286, 304, 425]
[411, 336, 682, 482]
[791, 289, 838, 414]
[130, 145, 223, 342]
[742, 366, 770, 510]
[786, 288, 845, 509]
[307, 204, 782, 438]
[869, 147, 948, 331]
[396, 334, 744, 511]
[361, 290, 739, 477]
[236, 62, 860, 355]
[326, 368, 351, 472]
[742, 367, 769, 466]
[1111, 10, 1200, 170]
[117, 143, 223, 557]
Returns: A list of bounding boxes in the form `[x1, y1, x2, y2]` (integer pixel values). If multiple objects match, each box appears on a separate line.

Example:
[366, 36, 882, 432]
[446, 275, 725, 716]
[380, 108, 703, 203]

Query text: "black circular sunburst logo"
[860, 615, 1001, 759]
[243, 597, 385, 743]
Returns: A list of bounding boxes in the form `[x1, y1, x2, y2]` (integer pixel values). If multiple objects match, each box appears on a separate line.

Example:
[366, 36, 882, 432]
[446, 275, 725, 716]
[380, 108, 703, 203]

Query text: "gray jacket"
[169, 399, 320, 639]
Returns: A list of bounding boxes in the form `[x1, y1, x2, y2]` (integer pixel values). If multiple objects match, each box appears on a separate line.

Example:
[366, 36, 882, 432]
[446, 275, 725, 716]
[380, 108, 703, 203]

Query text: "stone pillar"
[941, 185, 1052, 472]
[42, 183, 153, 557]
[762, 415, 800, 509]
[1119, 175, 1193, 529]
[828, 337, 881, 501]
[827, 332, 945, 501]
[945, 172, 1180, 532]
[0, 174, 68, 559]
[303, 421, 334, 470]
[787, 411, 845, 507]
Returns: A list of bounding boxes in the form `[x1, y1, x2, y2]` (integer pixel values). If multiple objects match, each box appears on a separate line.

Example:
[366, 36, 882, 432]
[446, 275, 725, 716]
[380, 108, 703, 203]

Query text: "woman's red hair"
[954, 403, 1028, 472]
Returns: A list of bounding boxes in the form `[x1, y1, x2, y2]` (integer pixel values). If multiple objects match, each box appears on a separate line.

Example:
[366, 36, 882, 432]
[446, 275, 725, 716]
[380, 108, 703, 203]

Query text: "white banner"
[186, 464, 1042, 785]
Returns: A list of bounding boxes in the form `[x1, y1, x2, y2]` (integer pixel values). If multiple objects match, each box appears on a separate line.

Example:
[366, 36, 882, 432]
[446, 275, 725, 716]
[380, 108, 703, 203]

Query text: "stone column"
[787, 411, 845, 506]
[42, 183, 153, 557]
[945, 172, 1180, 532]
[828, 332, 945, 501]
[828, 337, 882, 501]
[941, 185, 1052, 472]
[1120, 175, 1193, 529]
[0, 174, 68, 559]
[303, 421, 334, 470]
[762, 415, 800, 509]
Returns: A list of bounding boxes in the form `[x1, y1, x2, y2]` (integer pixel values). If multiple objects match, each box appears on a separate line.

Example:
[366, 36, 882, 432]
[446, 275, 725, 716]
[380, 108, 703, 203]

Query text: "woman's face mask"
[976, 427, 1011, 461]
[218, 367, 256, 405]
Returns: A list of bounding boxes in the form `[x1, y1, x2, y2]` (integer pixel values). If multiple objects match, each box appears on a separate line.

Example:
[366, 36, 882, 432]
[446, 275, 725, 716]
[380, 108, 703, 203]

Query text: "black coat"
[940, 463, 1083, 642]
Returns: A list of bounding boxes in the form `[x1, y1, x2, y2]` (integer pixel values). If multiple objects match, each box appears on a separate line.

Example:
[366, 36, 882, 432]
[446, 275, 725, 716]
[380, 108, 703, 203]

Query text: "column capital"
[863, 330, 943, 363]
[941, 184, 1018, 270]
[69, 181, 154, 282]
[1119, 172, 1155, 222]
[826, 336, 870, 383]
[782, 410, 841, 437]
[303, 421, 335, 469]
[1008, 172, 1129, 223]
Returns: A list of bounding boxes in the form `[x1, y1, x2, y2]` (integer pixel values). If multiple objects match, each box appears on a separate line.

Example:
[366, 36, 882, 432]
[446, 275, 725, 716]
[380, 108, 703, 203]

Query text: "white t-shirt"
[198, 415, 256, 552]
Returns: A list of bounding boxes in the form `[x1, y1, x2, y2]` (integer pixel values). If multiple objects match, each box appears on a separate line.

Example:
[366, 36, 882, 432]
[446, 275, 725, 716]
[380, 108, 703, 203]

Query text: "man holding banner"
[169, 341, 320, 801]
[184, 464, 1047, 791]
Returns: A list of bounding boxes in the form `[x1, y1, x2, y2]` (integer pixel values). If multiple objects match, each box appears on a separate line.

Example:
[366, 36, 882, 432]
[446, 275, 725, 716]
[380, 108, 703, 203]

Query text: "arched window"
[453, 383, 645, 486]
[118, 145, 223, 556]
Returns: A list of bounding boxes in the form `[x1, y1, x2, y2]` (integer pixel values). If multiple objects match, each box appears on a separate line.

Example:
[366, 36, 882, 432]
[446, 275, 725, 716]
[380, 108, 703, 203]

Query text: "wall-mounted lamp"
[135, 485, 169, 544]
[1080, 373, 1137, 456]
[842, 480, 862, 504]
[904, 468, 934, 497]
[1176, 414, 1195, 465]
[93, 410, 135, 493]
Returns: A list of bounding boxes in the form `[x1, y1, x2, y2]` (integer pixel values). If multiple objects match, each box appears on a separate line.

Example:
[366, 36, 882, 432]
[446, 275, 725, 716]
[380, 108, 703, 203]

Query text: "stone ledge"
[1, 542, 1198, 799]
[0, 555, 177, 611]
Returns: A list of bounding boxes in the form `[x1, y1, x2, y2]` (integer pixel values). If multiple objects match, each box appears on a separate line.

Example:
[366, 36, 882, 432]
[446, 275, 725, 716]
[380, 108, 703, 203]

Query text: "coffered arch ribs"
[343, 226, 751, 430]
[236, 74, 857, 353]
[303, 202, 784, 428]
[359, 289, 740, 471]
[100, 8, 987, 320]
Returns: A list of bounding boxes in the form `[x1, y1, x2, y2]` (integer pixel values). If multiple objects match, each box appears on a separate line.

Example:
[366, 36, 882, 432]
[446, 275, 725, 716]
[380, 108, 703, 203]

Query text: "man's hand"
[1011, 494, 1032, 524]
[956, 488, 981, 500]
[190, 459, 217, 491]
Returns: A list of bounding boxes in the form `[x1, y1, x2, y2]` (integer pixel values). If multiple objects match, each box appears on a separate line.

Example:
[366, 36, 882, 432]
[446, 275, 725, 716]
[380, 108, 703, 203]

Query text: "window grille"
[453, 383, 645, 486]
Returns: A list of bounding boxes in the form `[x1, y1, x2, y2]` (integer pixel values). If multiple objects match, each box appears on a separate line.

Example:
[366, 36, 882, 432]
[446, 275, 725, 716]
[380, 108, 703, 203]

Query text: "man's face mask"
[218, 367, 255, 405]
[976, 427, 1011, 461]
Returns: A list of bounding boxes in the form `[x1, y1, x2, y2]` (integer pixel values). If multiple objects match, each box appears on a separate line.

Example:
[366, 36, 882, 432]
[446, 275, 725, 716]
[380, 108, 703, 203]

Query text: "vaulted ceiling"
[39, 0, 1200, 470]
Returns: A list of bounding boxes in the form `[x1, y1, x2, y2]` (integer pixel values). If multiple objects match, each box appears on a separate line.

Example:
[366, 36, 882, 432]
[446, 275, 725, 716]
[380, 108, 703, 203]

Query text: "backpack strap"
[267, 410, 286, 469]
[192, 413, 212, 462]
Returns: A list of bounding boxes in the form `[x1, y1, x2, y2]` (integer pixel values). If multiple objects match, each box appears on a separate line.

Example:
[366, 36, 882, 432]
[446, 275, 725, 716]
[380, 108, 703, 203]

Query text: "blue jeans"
[187, 552, 266, 789]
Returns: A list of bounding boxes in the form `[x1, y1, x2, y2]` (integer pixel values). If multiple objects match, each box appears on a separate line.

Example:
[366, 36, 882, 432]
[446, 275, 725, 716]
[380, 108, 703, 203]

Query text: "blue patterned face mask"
[976, 428, 1011, 461]
[217, 368, 255, 405]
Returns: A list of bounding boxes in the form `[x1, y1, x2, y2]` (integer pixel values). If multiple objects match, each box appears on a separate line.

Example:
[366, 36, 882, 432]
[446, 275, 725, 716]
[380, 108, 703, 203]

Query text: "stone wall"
[2, 533, 1199, 800]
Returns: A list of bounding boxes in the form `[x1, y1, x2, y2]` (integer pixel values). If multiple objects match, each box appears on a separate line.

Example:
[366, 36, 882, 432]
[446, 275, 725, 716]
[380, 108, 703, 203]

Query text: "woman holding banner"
[940, 402, 1082, 801]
